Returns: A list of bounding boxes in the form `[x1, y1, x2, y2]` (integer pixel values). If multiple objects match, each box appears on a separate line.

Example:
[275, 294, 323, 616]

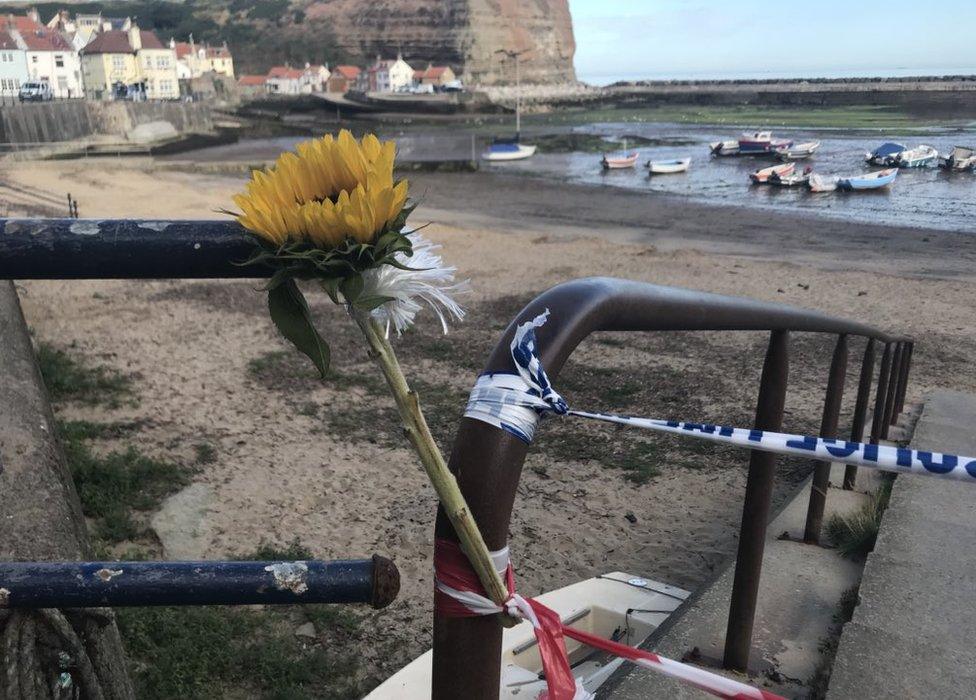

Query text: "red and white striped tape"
[434, 539, 783, 700]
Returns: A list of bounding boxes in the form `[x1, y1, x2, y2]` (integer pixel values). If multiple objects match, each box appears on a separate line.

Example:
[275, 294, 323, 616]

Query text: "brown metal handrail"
[433, 277, 913, 697]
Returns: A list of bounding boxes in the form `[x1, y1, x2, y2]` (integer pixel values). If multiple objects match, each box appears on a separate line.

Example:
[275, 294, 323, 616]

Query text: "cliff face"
[303, 0, 576, 85]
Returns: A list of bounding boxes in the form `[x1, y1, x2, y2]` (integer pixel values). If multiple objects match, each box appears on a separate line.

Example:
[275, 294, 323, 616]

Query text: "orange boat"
[750, 161, 795, 184]
[601, 151, 639, 170]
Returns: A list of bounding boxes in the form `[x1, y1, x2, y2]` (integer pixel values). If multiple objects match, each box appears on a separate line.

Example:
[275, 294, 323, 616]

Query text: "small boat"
[750, 161, 795, 184]
[709, 140, 740, 156]
[365, 572, 690, 699]
[770, 165, 813, 186]
[837, 168, 898, 191]
[483, 139, 537, 161]
[808, 174, 839, 192]
[939, 146, 976, 171]
[647, 157, 691, 174]
[776, 140, 821, 160]
[865, 142, 907, 165]
[893, 144, 937, 168]
[602, 151, 639, 170]
[738, 131, 793, 154]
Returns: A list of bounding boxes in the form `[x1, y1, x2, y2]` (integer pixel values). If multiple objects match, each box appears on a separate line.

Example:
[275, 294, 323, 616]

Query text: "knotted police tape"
[436, 310, 973, 700]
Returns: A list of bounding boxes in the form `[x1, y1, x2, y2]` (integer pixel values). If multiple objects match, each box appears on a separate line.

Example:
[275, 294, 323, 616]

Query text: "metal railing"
[0, 221, 915, 696]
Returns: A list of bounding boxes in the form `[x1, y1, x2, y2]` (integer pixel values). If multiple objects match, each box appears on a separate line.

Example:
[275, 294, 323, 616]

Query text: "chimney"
[128, 24, 141, 51]
[27, 7, 39, 23]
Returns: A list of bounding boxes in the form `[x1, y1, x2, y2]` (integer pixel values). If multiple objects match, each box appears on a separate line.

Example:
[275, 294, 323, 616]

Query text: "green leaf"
[267, 280, 330, 379]
[353, 294, 395, 312]
[319, 277, 341, 304]
[339, 275, 364, 303]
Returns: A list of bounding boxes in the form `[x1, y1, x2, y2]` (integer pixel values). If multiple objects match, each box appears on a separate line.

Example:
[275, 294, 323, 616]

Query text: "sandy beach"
[4, 157, 976, 689]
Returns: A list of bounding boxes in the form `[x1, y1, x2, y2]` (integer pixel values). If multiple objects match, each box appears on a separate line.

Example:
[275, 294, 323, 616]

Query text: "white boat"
[770, 165, 812, 186]
[893, 144, 937, 168]
[365, 572, 690, 699]
[808, 174, 839, 192]
[483, 142, 538, 161]
[776, 140, 821, 160]
[939, 146, 976, 171]
[709, 140, 739, 156]
[750, 161, 795, 184]
[865, 142, 907, 165]
[647, 157, 691, 174]
[738, 131, 792, 154]
[602, 151, 639, 169]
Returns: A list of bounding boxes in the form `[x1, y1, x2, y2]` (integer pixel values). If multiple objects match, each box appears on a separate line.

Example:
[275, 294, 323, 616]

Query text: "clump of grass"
[826, 480, 893, 560]
[807, 584, 861, 699]
[57, 420, 194, 544]
[116, 539, 365, 698]
[36, 342, 134, 407]
[193, 442, 218, 465]
[116, 606, 362, 700]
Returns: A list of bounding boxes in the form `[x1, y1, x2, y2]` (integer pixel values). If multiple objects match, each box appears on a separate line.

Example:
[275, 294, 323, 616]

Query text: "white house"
[266, 65, 303, 95]
[300, 63, 329, 93]
[0, 12, 83, 98]
[366, 54, 413, 92]
[0, 28, 28, 96]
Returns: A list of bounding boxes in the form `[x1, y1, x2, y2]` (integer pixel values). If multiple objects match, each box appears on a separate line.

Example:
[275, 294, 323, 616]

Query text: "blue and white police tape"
[464, 310, 976, 483]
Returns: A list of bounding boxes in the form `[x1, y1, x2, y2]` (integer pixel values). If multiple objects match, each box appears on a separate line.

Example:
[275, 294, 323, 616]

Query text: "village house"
[80, 25, 178, 100]
[237, 74, 266, 98]
[265, 65, 303, 95]
[366, 54, 413, 92]
[170, 38, 234, 79]
[300, 63, 329, 92]
[46, 11, 130, 51]
[413, 64, 456, 88]
[0, 11, 84, 98]
[0, 28, 28, 96]
[327, 64, 359, 93]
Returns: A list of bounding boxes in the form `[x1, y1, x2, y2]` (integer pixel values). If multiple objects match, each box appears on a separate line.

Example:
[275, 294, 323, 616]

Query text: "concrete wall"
[0, 100, 213, 144]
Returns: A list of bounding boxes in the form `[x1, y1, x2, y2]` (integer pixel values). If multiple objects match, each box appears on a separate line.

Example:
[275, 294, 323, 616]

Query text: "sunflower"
[232, 130, 409, 248]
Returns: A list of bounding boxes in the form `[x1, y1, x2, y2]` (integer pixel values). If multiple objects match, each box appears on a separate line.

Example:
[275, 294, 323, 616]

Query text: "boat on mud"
[865, 142, 907, 166]
[776, 140, 821, 160]
[750, 161, 795, 184]
[738, 130, 793, 154]
[808, 174, 839, 192]
[602, 151, 640, 169]
[709, 140, 740, 156]
[483, 139, 537, 161]
[892, 144, 938, 168]
[366, 572, 690, 699]
[647, 157, 691, 174]
[837, 168, 898, 191]
[939, 146, 976, 172]
[769, 165, 812, 187]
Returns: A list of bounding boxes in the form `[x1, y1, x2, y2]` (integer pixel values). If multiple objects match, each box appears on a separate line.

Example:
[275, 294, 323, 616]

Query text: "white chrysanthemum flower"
[361, 233, 468, 336]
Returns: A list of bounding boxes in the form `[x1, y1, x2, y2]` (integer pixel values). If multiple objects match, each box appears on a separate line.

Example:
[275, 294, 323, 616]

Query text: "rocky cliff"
[303, 0, 576, 85]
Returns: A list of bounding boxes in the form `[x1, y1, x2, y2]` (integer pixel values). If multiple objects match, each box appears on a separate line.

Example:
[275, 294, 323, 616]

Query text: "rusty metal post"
[803, 334, 848, 543]
[723, 330, 789, 671]
[843, 338, 875, 490]
[894, 341, 913, 415]
[872, 343, 893, 441]
[882, 342, 903, 436]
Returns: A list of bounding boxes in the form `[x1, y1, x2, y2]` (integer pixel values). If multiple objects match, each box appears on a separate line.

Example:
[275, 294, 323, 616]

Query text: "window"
[55, 55, 64, 68]
[57, 76, 67, 91]
[112, 55, 125, 70]
[144, 56, 151, 68]
[31, 55, 38, 64]
[156, 56, 169, 69]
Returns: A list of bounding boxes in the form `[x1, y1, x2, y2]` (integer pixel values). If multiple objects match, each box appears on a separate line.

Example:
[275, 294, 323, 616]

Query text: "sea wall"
[0, 101, 213, 144]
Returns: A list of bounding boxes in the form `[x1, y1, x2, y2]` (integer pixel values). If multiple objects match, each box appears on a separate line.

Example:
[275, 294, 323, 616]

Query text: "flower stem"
[352, 311, 513, 621]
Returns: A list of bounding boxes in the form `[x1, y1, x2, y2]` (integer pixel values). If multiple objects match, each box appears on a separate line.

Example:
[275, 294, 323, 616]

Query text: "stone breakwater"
[0, 101, 213, 145]
[499, 77, 976, 114]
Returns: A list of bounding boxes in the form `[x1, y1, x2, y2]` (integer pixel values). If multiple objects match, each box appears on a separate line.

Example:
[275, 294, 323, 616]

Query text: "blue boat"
[865, 142, 906, 166]
[837, 168, 898, 191]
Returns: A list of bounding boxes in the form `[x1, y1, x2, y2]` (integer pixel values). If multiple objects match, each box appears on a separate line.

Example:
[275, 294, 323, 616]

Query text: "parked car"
[440, 80, 464, 93]
[18, 82, 53, 102]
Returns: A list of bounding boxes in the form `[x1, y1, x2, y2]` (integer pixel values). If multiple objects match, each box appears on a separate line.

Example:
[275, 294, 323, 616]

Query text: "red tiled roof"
[0, 15, 43, 34]
[81, 29, 165, 54]
[80, 30, 132, 54]
[238, 74, 266, 86]
[18, 27, 73, 52]
[268, 66, 302, 80]
[138, 30, 165, 50]
[333, 65, 359, 79]
[172, 41, 193, 58]
[0, 28, 17, 51]
[425, 66, 449, 78]
[206, 46, 231, 58]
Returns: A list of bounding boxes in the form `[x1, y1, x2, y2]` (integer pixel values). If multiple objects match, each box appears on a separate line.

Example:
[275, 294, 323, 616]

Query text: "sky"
[569, 0, 976, 84]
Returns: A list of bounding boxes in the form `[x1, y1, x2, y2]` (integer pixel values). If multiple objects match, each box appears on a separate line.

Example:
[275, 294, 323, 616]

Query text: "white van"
[18, 81, 53, 102]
